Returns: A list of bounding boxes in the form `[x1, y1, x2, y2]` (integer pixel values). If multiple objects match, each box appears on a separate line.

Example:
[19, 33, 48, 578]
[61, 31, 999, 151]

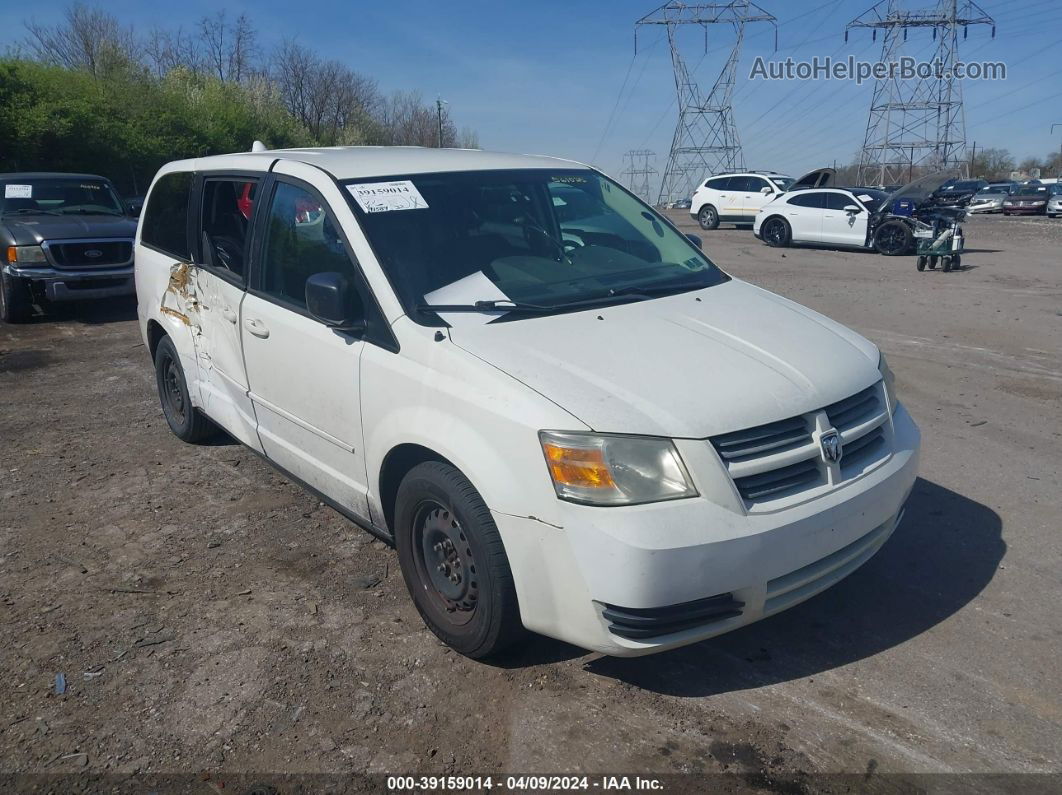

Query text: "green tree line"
[0, 3, 480, 195]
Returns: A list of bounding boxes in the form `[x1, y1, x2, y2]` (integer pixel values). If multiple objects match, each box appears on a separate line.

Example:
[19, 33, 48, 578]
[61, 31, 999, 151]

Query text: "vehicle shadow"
[36, 296, 138, 325]
[585, 477, 1004, 696]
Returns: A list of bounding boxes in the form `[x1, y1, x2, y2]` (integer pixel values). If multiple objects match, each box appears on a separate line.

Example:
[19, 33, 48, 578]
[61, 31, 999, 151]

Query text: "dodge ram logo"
[84, 249, 103, 258]
[820, 431, 843, 463]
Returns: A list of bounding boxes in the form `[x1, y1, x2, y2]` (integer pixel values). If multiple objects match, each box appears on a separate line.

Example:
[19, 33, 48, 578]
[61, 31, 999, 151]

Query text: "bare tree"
[23, 2, 137, 76]
[199, 11, 258, 82]
[377, 90, 458, 147]
[272, 40, 379, 144]
[143, 25, 202, 77]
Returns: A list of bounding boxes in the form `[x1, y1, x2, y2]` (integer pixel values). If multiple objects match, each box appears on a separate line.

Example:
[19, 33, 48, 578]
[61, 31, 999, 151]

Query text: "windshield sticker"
[347, 180, 428, 213]
[550, 175, 588, 184]
[424, 270, 511, 327]
[857, 194, 874, 202]
[5, 184, 32, 199]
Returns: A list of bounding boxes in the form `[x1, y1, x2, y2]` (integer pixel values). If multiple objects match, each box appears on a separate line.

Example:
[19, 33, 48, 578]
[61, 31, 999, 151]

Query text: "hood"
[1, 213, 137, 246]
[448, 280, 880, 438]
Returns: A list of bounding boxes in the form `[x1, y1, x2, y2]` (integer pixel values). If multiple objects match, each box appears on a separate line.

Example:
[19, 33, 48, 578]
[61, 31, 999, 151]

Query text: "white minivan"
[136, 147, 920, 659]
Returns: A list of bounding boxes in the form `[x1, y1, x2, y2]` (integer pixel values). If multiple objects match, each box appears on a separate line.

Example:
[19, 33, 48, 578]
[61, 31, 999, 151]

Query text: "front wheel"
[394, 461, 525, 659]
[916, 255, 927, 271]
[874, 221, 913, 256]
[697, 205, 719, 231]
[0, 272, 34, 323]
[762, 217, 791, 247]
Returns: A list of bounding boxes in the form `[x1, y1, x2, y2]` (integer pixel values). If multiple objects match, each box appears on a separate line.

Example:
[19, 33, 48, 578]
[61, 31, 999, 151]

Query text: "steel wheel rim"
[411, 500, 478, 626]
[162, 355, 186, 423]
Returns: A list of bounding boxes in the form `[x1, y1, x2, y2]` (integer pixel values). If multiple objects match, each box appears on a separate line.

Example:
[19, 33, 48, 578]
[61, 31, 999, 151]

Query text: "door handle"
[221, 306, 238, 324]
[244, 318, 269, 339]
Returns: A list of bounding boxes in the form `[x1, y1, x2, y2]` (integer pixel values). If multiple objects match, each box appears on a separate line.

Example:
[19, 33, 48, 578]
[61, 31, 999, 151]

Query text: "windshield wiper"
[60, 208, 124, 216]
[2, 208, 62, 216]
[416, 299, 555, 314]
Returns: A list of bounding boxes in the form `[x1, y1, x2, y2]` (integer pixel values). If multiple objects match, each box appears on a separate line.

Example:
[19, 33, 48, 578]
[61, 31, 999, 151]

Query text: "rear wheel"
[153, 336, 217, 443]
[874, 221, 913, 256]
[394, 461, 524, 659]
[762, 217, 791, 247]
[928, 256, 939, 269]
[951, 253, 962, 270]
[697, 205, 719, 230]
[0, 272, 33, 323]
[942, 255, 953, 272]
[916, 255, 927, 271]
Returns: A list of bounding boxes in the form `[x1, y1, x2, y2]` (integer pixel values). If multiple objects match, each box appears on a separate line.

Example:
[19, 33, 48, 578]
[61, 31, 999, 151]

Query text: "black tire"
[951, 253, 962, 270]
[873, 221, 913, 256]
[0, 271, 33, 323]
[394, 461, 524, 659]
[1002, 210, 1011, 216]
[761, 216, 791, 247]
[1048, 213, 1057, 219]
[697, 205, 719, 231]
[941, 255, 953, 272]
[916, 255, 927, 271]
[928, 256, 939, 269]
[153, 336, 217, 443]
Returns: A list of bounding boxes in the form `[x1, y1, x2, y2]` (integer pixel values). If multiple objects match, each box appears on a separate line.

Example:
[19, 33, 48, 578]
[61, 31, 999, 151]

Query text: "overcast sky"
[3, 0, 1059, 189]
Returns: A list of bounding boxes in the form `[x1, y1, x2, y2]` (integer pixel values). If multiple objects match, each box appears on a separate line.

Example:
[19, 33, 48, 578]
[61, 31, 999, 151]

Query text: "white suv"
[689, 171, 794, 230]
[136, 147, 919, 659]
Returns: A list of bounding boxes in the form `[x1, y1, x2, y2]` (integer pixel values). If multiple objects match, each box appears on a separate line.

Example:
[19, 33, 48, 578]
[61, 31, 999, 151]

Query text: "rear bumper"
[3, 264, 135, 301]
[496, 404, 920, 657]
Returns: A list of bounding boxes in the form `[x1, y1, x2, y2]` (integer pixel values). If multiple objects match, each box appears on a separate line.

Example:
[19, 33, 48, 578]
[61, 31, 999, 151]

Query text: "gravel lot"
[1, 212, 1059, 790]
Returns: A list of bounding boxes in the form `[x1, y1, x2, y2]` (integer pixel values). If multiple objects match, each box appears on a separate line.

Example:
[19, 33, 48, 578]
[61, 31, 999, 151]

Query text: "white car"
[753, 185, 892, 250]
[1048, 185, 1062, 218]
[136, 146, 920, 658]
[689, 170, 795, 230]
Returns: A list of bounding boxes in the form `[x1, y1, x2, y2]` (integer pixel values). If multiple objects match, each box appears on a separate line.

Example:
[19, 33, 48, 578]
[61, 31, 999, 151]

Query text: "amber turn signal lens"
[6, 246, 16, 263]
[543, 443, 616, 489]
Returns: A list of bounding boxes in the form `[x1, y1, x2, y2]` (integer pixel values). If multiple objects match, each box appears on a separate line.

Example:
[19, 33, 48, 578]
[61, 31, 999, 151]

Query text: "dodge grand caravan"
[135, 147, 920, 659]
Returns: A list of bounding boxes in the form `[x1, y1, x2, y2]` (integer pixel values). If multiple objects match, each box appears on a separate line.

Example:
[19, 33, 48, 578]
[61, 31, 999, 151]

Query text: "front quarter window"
[343, 168, 728, 324]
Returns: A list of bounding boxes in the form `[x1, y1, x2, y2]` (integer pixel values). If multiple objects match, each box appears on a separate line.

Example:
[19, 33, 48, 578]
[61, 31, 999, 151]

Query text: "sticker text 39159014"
[346, 180, 429, 213]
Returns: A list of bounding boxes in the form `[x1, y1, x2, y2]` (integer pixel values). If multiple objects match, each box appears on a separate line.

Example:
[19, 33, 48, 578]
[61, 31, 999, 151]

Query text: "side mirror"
[844, 205, 862, 214]
[127, 204, 141, 218]
[306, 272, 366, 333]
[685, 233, 702, 249]
[760, 186, 773, 195]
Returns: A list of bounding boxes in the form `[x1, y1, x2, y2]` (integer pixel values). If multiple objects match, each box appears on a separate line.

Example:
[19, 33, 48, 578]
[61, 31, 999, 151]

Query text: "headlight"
[6, 245, 47, 264]
[539, 431, 697, 506]
[878, 352, 898, 414]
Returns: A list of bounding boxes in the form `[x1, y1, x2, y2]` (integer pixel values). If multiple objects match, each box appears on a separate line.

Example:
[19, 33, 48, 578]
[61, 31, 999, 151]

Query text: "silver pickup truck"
[1, 172, 138, 322]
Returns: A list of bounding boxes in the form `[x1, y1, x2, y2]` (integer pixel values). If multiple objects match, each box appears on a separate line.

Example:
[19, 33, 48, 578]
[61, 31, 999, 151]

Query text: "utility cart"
[914, 205, 966, 272]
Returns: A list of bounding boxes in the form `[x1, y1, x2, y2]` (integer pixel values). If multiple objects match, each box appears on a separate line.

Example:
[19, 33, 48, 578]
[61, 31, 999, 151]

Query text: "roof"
[161, 147, 587, 181]
[0, 172, 109, 181]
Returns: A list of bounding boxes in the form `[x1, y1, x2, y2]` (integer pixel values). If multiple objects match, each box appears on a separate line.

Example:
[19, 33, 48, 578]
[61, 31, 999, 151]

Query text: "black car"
[1, 173, 138, 322]
[926, 178, 988, 208]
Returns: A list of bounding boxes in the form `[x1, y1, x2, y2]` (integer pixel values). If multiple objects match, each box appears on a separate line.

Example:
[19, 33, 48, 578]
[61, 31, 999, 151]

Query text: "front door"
[190, 175, 263, 452]
[741, 175, 774, 219]
[240, 164, 371, 520]
[820, 192, 868, 246]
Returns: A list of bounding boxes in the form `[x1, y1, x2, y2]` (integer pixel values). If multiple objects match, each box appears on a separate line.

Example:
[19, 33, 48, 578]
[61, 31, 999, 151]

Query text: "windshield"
[1, 177, 125, 216]
[1014, 186, 1048, 197]
[343, 169, 728, 323]
[770, 177, 794, 191]
[852, 189, 887, 211]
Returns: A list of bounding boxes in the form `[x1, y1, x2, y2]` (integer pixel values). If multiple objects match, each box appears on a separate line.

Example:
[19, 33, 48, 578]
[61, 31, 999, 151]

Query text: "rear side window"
[142, 172, 192, 258]
[706, 177, 732, 191]
[787, 192, 825, 208]
[200, 178, 258, 281]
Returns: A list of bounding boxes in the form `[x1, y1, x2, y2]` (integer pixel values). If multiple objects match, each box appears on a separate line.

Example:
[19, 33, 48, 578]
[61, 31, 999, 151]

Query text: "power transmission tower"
[846, 0, 994, 187]
[636, 1, 776, 206]
[621, 149, 658, 203]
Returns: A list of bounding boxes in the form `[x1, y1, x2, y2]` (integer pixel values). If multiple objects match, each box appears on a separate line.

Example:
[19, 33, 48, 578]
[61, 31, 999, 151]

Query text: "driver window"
[259, 181, 357, 311]
[201, 178, 258, 280]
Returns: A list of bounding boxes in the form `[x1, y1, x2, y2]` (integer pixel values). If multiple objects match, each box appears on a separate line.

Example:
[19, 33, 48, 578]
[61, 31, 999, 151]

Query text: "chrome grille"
[710, 381, 891, 508]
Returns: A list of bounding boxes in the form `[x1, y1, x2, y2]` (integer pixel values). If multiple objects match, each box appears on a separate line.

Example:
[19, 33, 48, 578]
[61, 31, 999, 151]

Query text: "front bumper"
[3, 263, 135, 301]
[1003, 205, 1046, 215]
[968, 202, 1001, 213]
[495, 404, 920, 657]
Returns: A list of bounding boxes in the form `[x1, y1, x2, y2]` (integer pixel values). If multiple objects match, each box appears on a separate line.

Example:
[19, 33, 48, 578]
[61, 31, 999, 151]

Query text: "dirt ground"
[1, 212, 1060, 792]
